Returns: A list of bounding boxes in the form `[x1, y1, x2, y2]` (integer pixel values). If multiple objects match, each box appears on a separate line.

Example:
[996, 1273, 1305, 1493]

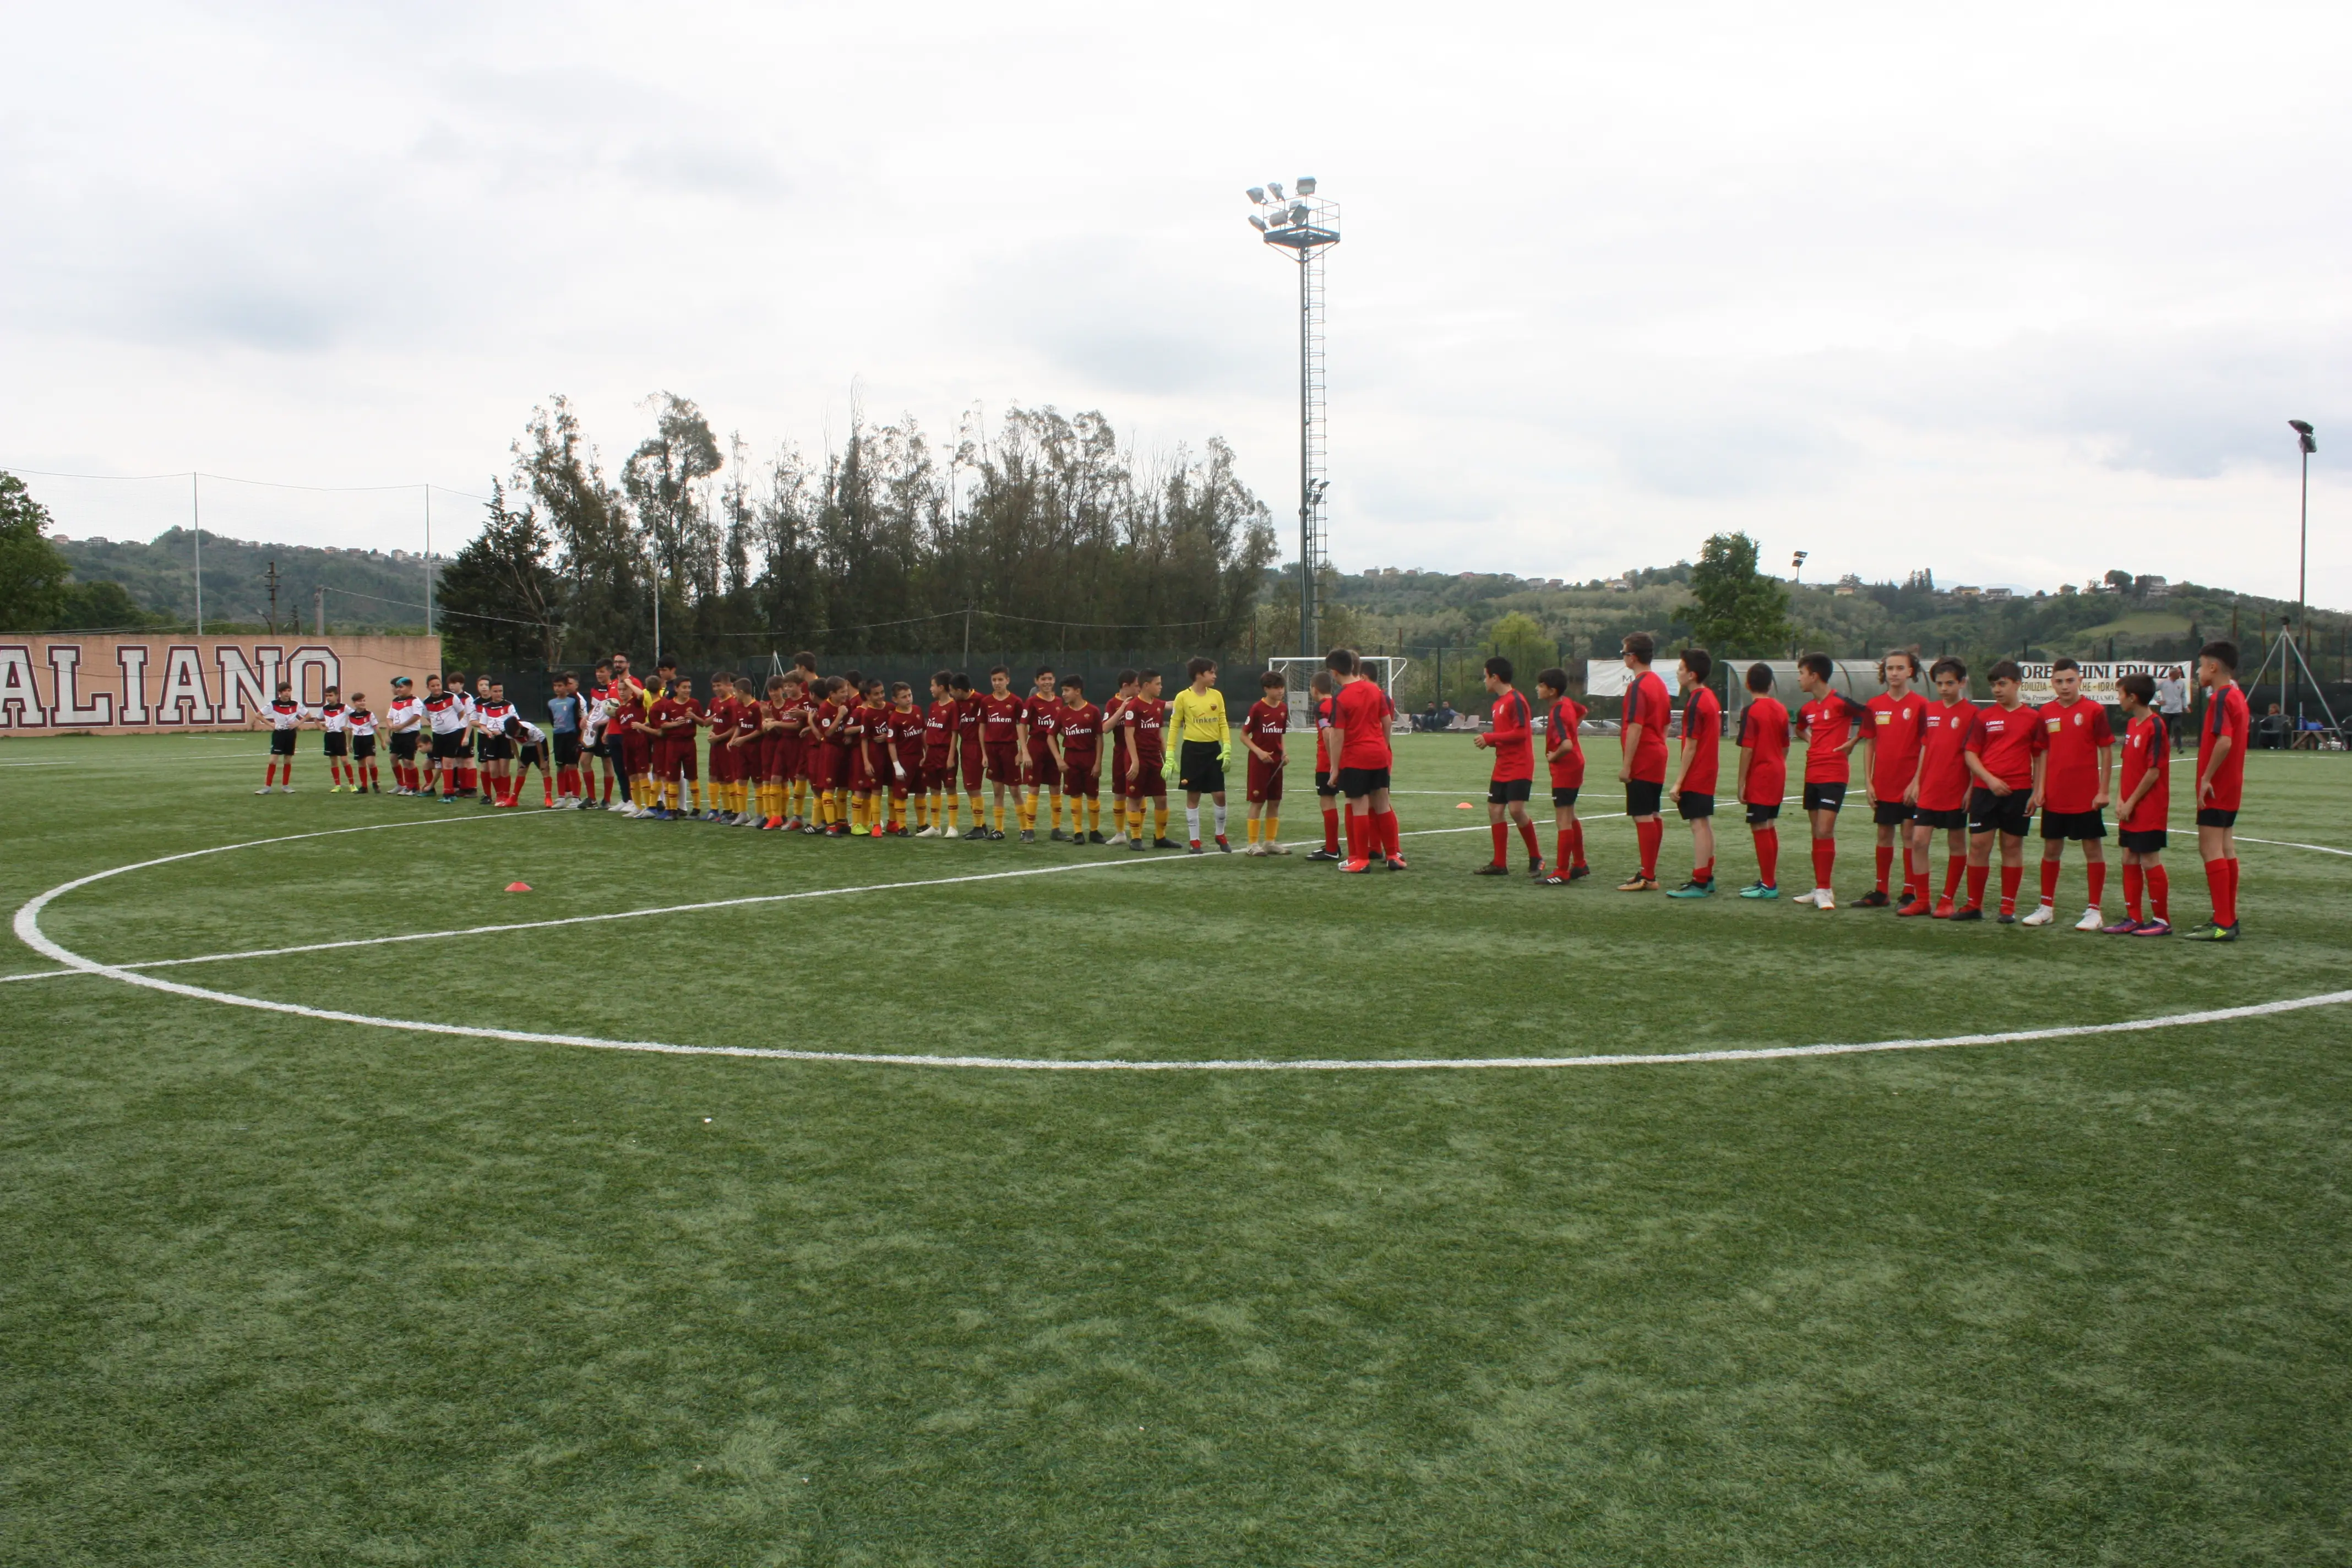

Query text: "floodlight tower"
[1246, 177, 1340, 658]
[2289, 418, 2317, 725]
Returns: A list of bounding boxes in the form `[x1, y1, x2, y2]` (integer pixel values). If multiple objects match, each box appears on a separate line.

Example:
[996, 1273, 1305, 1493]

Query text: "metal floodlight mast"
[1244, 176, 1340, 658]
[2288, 419, 2317, 725]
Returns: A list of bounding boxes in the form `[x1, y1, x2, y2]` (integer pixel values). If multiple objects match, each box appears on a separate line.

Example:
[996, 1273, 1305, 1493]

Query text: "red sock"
[1999, 863, 2022, 915]
[1943, 856, 1966, 903]
[2087, 860, 2106, 908]
[1556, 827, 1575, 869]
[1322, 806, 1341, 853]
[603, 773, 615, 803]
[1517, 819, 1540, 861]
[2148, 864, 2169, 922]
[2039, 858, 2061, 907]
[2122, 863, 2143, 920]
[1752, 826, 1778, 885]
[1694, 858, 1713, 885]
[542, 778, 554, 805]
[1571, 820, 1587, 867]
[1811, 837, 1834, 890]
[1636, 818, 1662, 878]
[2203, 858, 2225, 923]
[1378, 809, 1400, 858]
[1874, 845, 1893, 894]
[1966, 863, 1989, 908]
[2222, 858, 2240, 925]
[263, 763, 276, 787]
[1345, 809, 1365, 863]
[1489, 822, 1509, 865]
[1908, 853, 1930, 904]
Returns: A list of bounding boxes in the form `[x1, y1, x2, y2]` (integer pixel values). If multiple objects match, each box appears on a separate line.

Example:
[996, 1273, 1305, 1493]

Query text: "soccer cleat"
[1616, 874, 1657, 892]
[2188, 921, 2238, 942]
[1130, 836, 1148, 852]
[1738, 882, 1779, 900]
[850, 823, 870, 836]
[2020, 904, 2055, 927]
[2073, 907, 2106, 932]
[1152, 836, 1178, 850]
[827, 822, 851, 837]
[254, 785, 272, 794]
[1814, 890, 1837, 911]
[1087, 831, 1108, 845]
[1950, 905, 1984, 921]
[1020, 829, 1036, 844]
[279, 785, 295, 793]
[1996, 911, 2017, 924]
[1306, 847, 1341, 862]
[2100, 916, 2142, 935]
[1855, 889, 1890, 908]
[1526, 857, 1545, 880]
[1267, 842, 1292, 855]
[1338, 858, 1371, 874]
[1472, 862, 1510, 876]
[1896, 897, 1931, 917]
[1188, 841, 1206, 855]
[1665, 879, 1714, 899]
[1384, 854, 1409, 870]
[2130, 918, 2173, 937]
[1216, 836, 1232, 852]
[1569, 864, 1591, 881]
[1105, 832, 1128, 846]
[1539, 872, 1571, 886]
[1049, 829, 1071, 842]
[963, 825, 988, 841]
[987, 828, 1006, 841]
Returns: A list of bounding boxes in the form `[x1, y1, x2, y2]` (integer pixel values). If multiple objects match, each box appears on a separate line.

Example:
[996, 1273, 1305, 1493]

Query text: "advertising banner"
[0, 635, 442, 735]
[2013, 661, 2188, 703]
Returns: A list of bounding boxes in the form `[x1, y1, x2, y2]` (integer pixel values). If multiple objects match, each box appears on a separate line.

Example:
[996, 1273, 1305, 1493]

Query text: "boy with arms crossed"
[2191, 640, 2250, 940]
[1472, 656, 1543, 876]
[1912, 657, 1977, 918]
[1667, 648, 1722, 897]
[1957, 659, 2044, 921]
[1170, 657, 1233, 853]
[2106, 672, 2174, 935]
[1859, 650, 1928, 909]
[1536, 667, 1590, 885]
[1615, 633, 1672, 891]
[1734, 663, 1789, 899]
[2022, 657, 2114, 929]
[1241, 669, 1291, 855]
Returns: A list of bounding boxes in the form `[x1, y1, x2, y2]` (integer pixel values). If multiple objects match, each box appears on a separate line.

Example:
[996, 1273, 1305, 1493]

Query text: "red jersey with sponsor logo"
[2037, 696, 2114, 814]
[1915, 698, 1978, 812]
[978, 692, 1023, 750]
[1865, 691, 1928, 802]
[955, 693, 983, 749]
[2199, 682, 2250, 812]
[1020, 692, 1060, 754]
[2120, 712, 2169, 831]
[889, 705, 926, 759]
[1126, 696, 1168, 767]
[1243, 698, 1287, 763]
[1058, 700, 1102, 759]
[1487, 689, 1534, 782]
[1545, 697, 1588, 789]
[1800, 692, 1869, 784]
[1332, 678, 1392, 770]
[1737, 695, 1791, 806]
[923, 700, 956, 761]
[1620, 669, 1671, 784]
[650, 695, 699, 742]
[1966, 701, 2044, 791]
[1678, 685, 1722, 795]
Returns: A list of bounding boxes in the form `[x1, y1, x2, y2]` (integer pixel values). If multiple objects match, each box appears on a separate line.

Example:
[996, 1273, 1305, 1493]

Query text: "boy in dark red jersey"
[1666, 648, 1722, 897]
[884, 682, 926, 835]
[701, 673, 738, 821]
[1912, 657, 1978, 917]
[1100, 670, 1138, 845]
[976, 667, 1023, 840]
[916, 673, 959, 837]
[802, 677, 844, 834]
[856, 679, 894, 836]
[1734, 663, 1790, 897]
[1958, 660, 2044, 921]
[1794, 652, 1868, 910]
[1053, 676, 1105, 842]
[1859, 650, 1929, 910]
[1615, 633, 1672, 890]
[1325, 649, 1403, 872]
[1472, 656, 1543, 877]
[1241, 670, 1291, 856]
[2191, 640, 2249, 940]
[1306, 670, 1343, 860]
[1536, 667, 1589, 885]
[2106, 672, 2174, 935]
[2022, 657, 2114, 930]
[1122, 669, 1172, 849]
[1017, 666, 1063, 843]
[948, 672, 984, 837]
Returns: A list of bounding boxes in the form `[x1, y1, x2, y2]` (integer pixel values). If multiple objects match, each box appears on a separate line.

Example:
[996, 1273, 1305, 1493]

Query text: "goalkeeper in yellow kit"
[1170, 656, 1234, 853]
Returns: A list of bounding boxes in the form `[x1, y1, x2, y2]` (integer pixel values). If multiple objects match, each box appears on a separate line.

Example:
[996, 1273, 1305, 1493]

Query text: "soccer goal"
[1267, 655, 1412, 731]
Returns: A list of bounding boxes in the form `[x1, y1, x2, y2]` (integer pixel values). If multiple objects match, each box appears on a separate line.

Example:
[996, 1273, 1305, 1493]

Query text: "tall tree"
[623, 393, 724, 657]
[513, 398, 641, 660]
[0, 472, 70, 631]
[1685, 531, 1794, 655]
[435, 482, 564, 668]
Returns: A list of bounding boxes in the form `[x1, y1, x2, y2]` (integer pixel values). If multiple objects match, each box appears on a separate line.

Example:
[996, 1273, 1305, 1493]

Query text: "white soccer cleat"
[254, 786, 271, 794]
[1814, 889, 1836, 910]
[914, 825, 938, 838]
[2021, 903, 2056, 927]
[1106, 833, 1128, 847]
[2073, 906, 2106, 932]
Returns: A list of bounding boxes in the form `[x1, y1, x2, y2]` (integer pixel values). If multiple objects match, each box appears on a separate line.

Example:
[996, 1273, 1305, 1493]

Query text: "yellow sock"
[1265, 811, 1279, 841]
[1086, 798, 1099, 832]
[1155, 806, 1169, 839]
[890, 798, 905, 830]
[992, 801, 1005, 831]
[944, 795, 959, 830]
[1246, 817, 1261, 845]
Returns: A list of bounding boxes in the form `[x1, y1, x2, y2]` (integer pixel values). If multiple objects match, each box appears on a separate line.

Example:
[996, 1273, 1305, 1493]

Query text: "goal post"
[1266, 655, 1412, 731]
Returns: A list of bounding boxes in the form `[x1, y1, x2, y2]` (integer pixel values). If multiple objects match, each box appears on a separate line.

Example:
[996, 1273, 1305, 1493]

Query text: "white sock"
[1186, 805, 1202, 841]
[1213, 803, 1228, 837]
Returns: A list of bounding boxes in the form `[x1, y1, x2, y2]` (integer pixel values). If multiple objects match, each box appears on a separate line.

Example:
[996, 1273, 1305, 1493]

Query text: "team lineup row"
[242, 636, 2257, 939]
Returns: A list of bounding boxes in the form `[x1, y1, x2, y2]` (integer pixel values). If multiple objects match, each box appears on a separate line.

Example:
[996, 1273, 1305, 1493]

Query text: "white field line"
[14, 815, 2352, 1070]
[2235, 835, 2352, 857]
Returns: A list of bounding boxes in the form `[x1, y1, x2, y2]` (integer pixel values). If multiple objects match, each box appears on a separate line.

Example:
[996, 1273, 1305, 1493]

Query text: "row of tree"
[437, 396, 1281, 669]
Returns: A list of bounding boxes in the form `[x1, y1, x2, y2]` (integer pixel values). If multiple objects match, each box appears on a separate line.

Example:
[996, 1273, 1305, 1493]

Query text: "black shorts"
[554, 732, 581, 766]
[390, 732, 418, 760]
[2040, 808, 2106, 842]
[1676, 790, 1714, 820]
[2195, 807, 2237, 829]
[1912, 806, 1968, 831]
[1624, 778, 1663, 818]
[352, 736, 377, 760]
[1871, 801, 1910, 827]
[480, 737, 514, 763]
[1315, 769, 1337, 799]
[1177, 739, 1226, 796]
[2118, 828, 2168, 853]
[430, 731, 465, 761]
[323, 733, 348, 757]
[1332, 765, 1391, 799]
[269, 731, 297, 756]
[1745, 801, 1782, 826]
[1551, 786, 1581, 810]
[1802, 782, 1847, 813]
[1969, 786, 2033, 838]
[517, 743, 546, 770]
[1488, 777, 1532, 805]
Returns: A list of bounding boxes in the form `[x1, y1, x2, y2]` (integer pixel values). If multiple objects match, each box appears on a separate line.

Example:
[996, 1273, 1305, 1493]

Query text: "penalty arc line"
[13, 819, 2352, 1070]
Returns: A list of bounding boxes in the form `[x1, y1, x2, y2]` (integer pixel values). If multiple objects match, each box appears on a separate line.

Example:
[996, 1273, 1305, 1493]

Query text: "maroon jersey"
[1058, 700, 1102, 759]
[1916, 698, 1978, 812]
[954, 694, 983, 749]
[1020, 692, 1060, 754]
[2037, 696, 2114, 814]
[1966, 702, 2045, 791]
[1126, 696, 1168, 766]
[1545, 697, 1587, 788]
[978, 692, 1023, 749]
[1242, 698, 1287, 761]
[1800, 691, 1869, 784]
[1678, 685, 1722, 795]
[1620, 669, 1670, 783]
[2199, 683, 2250, 810]
[2120, 711, 2169, 831]
[923, 700, 956, 761]
[889, 705, 926, 759]
[1865, 690, 1928, 802]
[1487, 688, 1534, 781]
[1737, 695, 1791, 806]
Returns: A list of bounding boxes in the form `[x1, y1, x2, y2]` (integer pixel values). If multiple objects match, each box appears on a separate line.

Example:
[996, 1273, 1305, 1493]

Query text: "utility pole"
[314, 584, 325, 636]
[263, 560, 281, 634]
[192, 472, 204, 635]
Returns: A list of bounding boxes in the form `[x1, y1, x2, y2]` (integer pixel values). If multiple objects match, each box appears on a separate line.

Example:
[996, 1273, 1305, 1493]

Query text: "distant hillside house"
[1952, 585, 1982, 600]
[1833, 573, 1862, 597]
[2136, 574, 2170, 599]
[1982, 587, 2014, 602]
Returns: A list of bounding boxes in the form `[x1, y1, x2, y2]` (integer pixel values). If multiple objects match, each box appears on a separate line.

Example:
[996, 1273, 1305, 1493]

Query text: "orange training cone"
[505, 881, 532, 892]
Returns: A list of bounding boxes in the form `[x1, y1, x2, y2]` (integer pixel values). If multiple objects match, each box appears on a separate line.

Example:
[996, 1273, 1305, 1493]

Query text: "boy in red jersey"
[751, 676, 788, 828]
[856, 679, 895, 836]
[1325, 649, 1403, 872]
[1957, 660, 2044, 921]
[1910, 657, 1978, 917]
[658, 676, 704, 818]
[1793, 652, 1868, 910]
[1122, 669, 1172, 850]
[882, 682, 925, 835]
[1053, 676, 1106, 842]
[1306, 670, 1343, 860]
[915, 673, 959, 837]
[1472, 656, 1543, 877]
[1859, 650, 1929, 909]
[2022, 657, 2114, 930]
[701, 673, 738, 821]
[976, 667, 1022, 840]
[2106, 672, 2174, 935]
[805, 676, 848, 835]
[945, 672, 982, 837]
[1241, 670, 1291, 856]
[1535, 667, 1589, 885]
[1100, 669, 1138, 845]
[1615, 633, 1672, 891]
[1734, 663, 1790, 898]
[2190, 640, 2249, 940]
[1665, 649, 1722, 897]
[1017, 666, 1063, 843]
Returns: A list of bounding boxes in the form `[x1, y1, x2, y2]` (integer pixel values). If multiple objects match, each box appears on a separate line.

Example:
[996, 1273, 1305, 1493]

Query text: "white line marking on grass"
[2236, 835, 2352, 857]
[15, 814, 2352, 1070]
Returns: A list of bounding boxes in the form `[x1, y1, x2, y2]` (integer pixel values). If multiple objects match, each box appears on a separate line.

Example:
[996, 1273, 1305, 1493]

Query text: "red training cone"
[505, 881, 532, 892]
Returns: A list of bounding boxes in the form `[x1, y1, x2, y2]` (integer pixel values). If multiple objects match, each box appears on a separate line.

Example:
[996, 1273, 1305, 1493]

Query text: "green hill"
[53, 528, 437, 633]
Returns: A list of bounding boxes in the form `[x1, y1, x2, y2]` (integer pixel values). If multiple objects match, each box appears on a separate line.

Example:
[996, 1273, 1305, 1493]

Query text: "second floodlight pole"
[1298, 251, 1314, 660]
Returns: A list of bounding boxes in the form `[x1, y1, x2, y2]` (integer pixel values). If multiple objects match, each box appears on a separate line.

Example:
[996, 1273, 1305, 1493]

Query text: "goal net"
[1266, 655, 1412, 731]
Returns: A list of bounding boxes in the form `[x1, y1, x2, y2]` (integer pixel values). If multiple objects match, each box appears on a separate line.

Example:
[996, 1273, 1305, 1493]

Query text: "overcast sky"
[4, 1, 2346, 603]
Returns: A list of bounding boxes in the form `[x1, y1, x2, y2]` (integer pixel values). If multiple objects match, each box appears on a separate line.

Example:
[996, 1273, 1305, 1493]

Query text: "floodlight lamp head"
[1289, 203, 1309, 225]
[1246, 187, 1266, 203]
[2290, 418, 2316, 453]
[1249, 215, 1268, 232]
[1268, 181, 1285, 201]
[1295, 176, 1316, 194]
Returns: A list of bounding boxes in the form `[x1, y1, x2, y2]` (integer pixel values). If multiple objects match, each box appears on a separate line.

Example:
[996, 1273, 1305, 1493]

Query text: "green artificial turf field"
[2, 732, 2348, 1565]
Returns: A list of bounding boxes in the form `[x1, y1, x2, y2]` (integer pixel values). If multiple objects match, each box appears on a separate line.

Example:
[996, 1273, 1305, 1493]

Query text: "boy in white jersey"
[384, 677, 423, 794]
[253, 682, 314, 793]
[346, 694, 380, 793]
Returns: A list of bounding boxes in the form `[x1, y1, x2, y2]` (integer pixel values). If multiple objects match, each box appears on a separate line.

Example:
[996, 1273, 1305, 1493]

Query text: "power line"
[2, 465, 490, 502]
